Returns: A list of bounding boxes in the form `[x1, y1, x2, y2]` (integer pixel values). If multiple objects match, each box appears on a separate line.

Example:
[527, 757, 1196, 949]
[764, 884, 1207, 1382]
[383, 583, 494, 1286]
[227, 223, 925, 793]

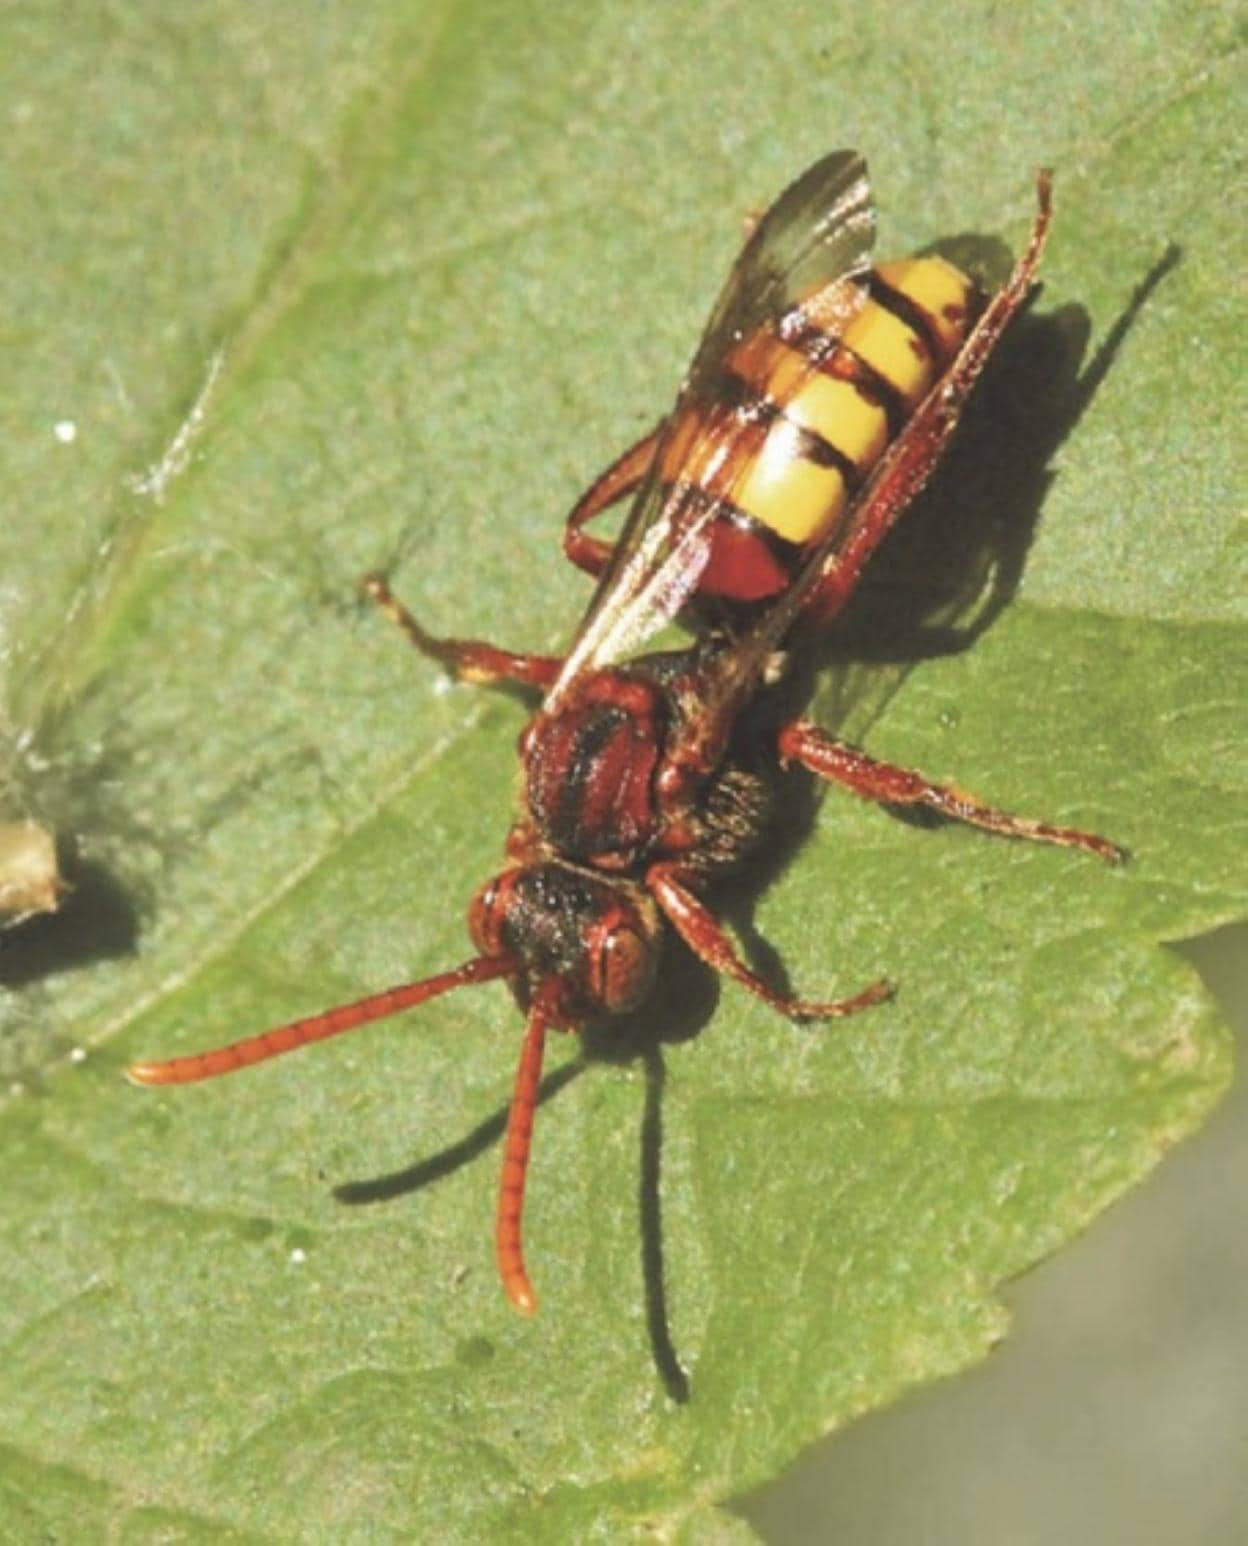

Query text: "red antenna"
[495, 991, 555, 1314]
[126, 955, 516, 1086]
[127, 954, 559, 1308]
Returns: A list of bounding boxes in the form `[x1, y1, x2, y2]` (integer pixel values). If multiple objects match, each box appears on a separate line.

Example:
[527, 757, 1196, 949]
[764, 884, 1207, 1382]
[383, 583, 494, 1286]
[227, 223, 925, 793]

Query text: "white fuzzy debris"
[53, 420, 78, 444]
[69, 1047, 87, 1064]
[127, 349, 224, 503]
[289, 1247, 308, 1266]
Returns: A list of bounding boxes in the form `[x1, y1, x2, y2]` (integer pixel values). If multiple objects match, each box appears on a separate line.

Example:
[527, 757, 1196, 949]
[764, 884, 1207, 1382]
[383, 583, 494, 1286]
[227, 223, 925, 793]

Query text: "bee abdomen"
[660, 255, 978, 600]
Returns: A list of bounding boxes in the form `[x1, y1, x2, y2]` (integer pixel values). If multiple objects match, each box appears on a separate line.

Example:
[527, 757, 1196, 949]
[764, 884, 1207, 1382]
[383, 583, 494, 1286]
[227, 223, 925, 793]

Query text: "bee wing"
[689, 165, 1056, 733]
[546, 150, 876, 705]
[684, 149, 876, 399]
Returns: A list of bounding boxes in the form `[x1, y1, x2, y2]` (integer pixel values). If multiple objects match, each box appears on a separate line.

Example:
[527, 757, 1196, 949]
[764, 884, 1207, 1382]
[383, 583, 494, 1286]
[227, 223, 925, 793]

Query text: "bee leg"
[360, 573, 563, 687]
[563, 425, 663, 579]
[778, 720, 1125, 862]
[646, 862, 892, 1020]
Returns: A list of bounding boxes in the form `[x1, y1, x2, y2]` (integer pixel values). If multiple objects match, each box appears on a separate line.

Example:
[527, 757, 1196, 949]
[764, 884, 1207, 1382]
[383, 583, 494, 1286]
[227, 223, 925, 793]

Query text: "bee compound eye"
[589, 918, 655, 1015]
[468, 874, 508, 958]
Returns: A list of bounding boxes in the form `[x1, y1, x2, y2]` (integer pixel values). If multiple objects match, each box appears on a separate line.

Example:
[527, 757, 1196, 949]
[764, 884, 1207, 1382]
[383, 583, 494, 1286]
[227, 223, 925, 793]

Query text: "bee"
[129, 152, 1122, 1314]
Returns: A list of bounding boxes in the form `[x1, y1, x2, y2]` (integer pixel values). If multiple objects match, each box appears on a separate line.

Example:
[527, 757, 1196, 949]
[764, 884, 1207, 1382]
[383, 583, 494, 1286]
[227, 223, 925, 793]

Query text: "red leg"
[361, 573, 562, 688]
[779, 719, 1125, 862]
[647, 862, 892, 1021]
[563, 426, 662, 579]
[804, 172, 1054, 629]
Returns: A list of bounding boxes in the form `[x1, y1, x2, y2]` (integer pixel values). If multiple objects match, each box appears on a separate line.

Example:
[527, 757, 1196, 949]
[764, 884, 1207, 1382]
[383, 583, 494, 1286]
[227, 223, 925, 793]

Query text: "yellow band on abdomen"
[730, 419, 847, 544]
[873, 256, 975, 363]
[840, 298, 935, 409]
[725, 333, 888, 472]
[786, 370, 888, 470]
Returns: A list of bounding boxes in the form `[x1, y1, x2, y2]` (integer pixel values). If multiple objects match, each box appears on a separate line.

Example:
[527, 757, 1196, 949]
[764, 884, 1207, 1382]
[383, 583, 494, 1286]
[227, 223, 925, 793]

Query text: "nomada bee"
[130, 151, 1122, 1314]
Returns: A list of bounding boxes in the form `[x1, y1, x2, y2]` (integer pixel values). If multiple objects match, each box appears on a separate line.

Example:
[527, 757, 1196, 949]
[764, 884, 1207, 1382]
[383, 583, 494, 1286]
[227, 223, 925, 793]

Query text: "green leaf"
[1, 1, 1242, 1538]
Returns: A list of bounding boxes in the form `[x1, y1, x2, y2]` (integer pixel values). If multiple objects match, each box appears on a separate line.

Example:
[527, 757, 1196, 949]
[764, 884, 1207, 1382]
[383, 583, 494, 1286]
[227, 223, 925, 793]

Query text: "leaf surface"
[0, 1, 1242, 1538]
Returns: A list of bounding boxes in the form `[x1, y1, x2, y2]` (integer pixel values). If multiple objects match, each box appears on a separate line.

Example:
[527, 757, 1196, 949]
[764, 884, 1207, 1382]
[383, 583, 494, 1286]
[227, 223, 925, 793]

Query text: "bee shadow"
[333, 943, 710, 1402]
[614, 241, 1185, 1388]
[805, 242, 1181, 738]
[333, 242, 1179, 1399]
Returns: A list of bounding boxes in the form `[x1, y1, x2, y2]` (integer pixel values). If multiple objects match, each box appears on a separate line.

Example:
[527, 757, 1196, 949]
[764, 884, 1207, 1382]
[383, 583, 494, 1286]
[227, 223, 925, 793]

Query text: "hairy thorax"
[521, 660, 774, 876]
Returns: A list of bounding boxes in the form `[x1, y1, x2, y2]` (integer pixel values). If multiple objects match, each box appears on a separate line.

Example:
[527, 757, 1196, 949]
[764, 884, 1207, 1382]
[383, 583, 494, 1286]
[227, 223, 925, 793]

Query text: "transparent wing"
[546, 150, 876, 705]
[685, 173, 1054, 740]
[684, 149, 876, 401]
